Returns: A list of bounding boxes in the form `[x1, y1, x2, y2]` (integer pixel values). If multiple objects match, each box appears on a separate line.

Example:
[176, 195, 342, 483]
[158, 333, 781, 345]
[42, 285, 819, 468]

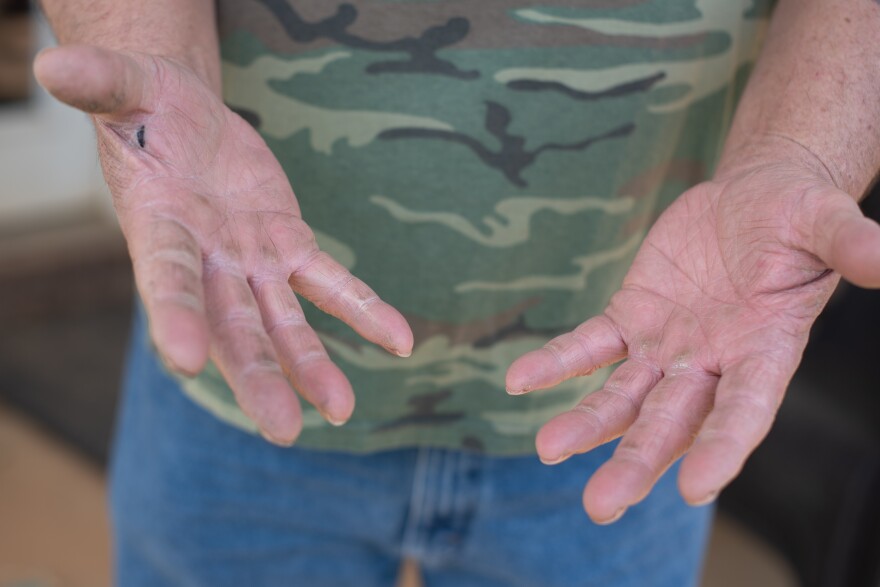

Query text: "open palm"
[508, 149, 880, 523]
[35, 46, 413, 444]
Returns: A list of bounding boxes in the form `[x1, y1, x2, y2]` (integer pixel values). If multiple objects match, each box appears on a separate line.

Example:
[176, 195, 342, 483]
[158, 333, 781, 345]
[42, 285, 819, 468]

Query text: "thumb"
[799, 185, 880, 288]
[33, 45, 155, 117]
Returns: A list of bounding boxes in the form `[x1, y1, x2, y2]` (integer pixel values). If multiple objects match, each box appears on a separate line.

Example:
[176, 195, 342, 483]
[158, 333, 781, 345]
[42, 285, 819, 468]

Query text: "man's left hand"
[507, 137, 880, 523]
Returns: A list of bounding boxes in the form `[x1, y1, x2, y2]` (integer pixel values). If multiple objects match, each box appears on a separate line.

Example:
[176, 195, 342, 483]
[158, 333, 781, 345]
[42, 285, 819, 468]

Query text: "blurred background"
[1, 2, 878, 586]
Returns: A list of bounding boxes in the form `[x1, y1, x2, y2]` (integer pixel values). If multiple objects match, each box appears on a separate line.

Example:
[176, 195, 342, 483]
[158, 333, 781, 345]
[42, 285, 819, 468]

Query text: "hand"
[507, 139, 880, 523]
[34, 46, 413, 444]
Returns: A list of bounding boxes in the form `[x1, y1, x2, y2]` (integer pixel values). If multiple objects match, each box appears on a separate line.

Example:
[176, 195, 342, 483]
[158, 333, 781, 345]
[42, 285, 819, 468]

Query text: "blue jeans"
[110, 310, 713, 586]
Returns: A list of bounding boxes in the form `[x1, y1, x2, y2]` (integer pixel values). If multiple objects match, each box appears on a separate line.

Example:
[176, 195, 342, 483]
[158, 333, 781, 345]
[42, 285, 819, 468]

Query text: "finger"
[252, 278, 355, 426]
[128, 214, 209, 376]
[290, 251, 413, 357]
[33, 45, 154, 116]
[535, 360, 661, 465]
[505, 315, 626, 394]
[678, 357, 789, 506]
[583, 371, 716, 524]
[798, 186, 880, 288]
[204, 267, 302, 445]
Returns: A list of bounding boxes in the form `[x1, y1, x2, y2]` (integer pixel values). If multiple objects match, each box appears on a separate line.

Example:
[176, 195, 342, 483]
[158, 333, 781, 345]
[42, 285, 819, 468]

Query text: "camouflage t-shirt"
[175, 0, 773, 454]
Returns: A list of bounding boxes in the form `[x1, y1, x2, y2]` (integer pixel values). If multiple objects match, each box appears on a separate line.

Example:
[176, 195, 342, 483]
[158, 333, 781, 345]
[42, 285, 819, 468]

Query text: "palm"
[37, 46, 413, 444]
[615, 173, 836, 380]
[507, 154, 880, 523]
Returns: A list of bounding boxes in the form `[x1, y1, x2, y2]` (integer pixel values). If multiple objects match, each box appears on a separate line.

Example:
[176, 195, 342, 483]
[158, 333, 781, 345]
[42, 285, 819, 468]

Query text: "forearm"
[717, 0, 880, 196]
[38, 0, 220, 93]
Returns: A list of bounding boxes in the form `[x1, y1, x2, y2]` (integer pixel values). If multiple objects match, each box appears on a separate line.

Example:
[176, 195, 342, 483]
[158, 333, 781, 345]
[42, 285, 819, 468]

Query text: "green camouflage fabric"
[174, 0, 775, 454]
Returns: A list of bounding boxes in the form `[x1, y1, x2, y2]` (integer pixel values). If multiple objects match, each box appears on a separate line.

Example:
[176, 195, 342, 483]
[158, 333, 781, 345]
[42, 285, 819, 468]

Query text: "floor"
[0, 402, 798, 587]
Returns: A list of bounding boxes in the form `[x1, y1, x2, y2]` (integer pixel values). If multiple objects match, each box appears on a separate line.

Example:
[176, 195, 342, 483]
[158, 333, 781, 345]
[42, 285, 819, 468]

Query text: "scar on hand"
[136, 125, 145, 148]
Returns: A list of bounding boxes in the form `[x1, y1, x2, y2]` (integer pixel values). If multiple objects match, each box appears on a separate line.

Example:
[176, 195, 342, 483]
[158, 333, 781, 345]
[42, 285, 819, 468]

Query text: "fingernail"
[160, 355, 197, 378]
[318, 402, 348, 427]
[598, 507, 627, 525]
[260, 429, 295, 447]
[327, 415, 348, 427]
[506, 384, 530, 395]
[539, 453, 569, 465]
[692, 490, 719, 507]
[394, 349, 412, 358]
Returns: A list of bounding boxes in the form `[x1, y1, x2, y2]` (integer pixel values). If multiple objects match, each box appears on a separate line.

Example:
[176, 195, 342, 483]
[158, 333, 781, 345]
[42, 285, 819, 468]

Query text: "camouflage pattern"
[174, 0, 774, 454]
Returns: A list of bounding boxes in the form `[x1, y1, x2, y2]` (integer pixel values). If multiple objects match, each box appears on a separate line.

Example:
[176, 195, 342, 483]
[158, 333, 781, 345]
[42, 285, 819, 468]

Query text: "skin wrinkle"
[202, 255, 246, 280]
[542, 360, 658, 453]
[611, 449, 660, 481]
[716, 376, 785, 415]
[285, 350, 329, 370]
[541, 341, 573, 380]
[781, 183, 826, 256]
[306, 258, 356, 296]
[767, 131, 842, 192]
[532, 320, 628, 392]
[218, 180, 288, 206]
[263, 308, 309, 332]
[634, 405, 699, 444]
[266, 313, 311, 336]
[219, 215, 247, 260]
[110, 172, 177, 212]
[151, 291, 204, 312]
[217, 335, 277, 372]
[716, 329, 784, 366]
[259, 216, 283, 264]
[644, 241, 708, 299]
[615, 285, 698, 330]
[288, 248, 330, 281]
[96, 117, 158, 164]
[139, 247, 203, 275]
[163, 106, 223, 174]
[695, 426, 752, 455]
[354, 292, 381, 318]
[623, 382, 715, 464]
[151, 83, 225, 175]
[811, 197, 850, 269]
[309, 266, 358, 309]
[144, 196, 213, 238]
[246, 273, 288, 291]
[209, 307, 265, 330]
[617, 356, 663, 385]
[664, 354, 701, 376]
[235, 359, 286, 385]
[587, 386, 641, 423]
[136, 216, 202, 258]
[569, 402, 606, 432]
[141, 270, 202, 299]
[222, 144, 267, 196]
[568, 329, 600, 375]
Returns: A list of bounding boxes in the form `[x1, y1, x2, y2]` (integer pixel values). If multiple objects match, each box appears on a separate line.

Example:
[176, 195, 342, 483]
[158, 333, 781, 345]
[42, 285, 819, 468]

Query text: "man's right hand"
[34, 45, 413, 445]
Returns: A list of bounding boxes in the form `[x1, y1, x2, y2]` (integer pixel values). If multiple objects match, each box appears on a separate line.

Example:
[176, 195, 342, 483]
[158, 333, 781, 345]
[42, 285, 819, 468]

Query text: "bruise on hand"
[137, 125, 145, 148]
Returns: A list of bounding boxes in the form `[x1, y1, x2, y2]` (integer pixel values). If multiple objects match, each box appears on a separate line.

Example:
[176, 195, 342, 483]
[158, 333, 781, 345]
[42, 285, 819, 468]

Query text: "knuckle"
[266, 313, 308, 335]
[570, 403, 605, 431]
[151, 291, 204, 313]
[210, 307, 262, 330]
[613, 448, 657, 476]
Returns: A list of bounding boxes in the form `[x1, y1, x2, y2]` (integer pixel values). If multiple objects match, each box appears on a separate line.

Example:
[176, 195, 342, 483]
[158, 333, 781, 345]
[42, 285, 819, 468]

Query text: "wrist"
[41, 0, 221, 95]
[162, 48, 221, 96]
[714, 133, 841, 191]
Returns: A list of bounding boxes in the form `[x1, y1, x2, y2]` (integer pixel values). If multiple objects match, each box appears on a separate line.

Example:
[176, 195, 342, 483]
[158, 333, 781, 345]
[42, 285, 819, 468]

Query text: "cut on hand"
[507, 152, 880, 524]
[34, 45, 413, 445]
